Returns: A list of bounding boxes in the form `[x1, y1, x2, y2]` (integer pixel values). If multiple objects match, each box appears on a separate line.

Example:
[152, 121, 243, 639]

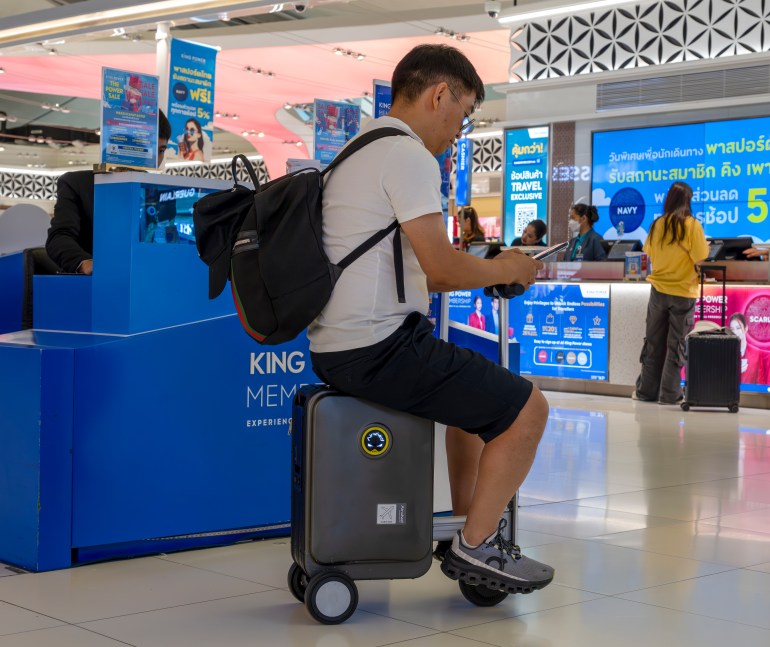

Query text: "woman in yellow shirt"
[633, 181, 709, 404]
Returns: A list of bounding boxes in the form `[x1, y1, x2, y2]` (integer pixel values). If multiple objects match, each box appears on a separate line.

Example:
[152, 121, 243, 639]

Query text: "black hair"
[649, 181, 693, 245]
[571, 203, 599, 226]
[527, 219, 547, 241]
[391, 44, 485, 108]
[158, 109, 171, 142]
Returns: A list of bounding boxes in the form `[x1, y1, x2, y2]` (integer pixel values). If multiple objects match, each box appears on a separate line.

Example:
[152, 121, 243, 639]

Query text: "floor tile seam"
[603, 563, 744, 596]
[0, 598, 71, 626]
[71, 589, 284, 625]
[0, 622, 136, 646]
[378, 630, 497, 647]
[696, 519, 770, 534]
[148, 555, 285, 588]
[610, 593, 770, 633]
[579, 536, 746, 569]
[348, 607, 448, 632]
[563, 501, 770, 523]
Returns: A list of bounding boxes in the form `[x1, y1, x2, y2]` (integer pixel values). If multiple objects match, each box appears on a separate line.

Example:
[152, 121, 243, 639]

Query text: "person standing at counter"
[308, 44, 554, 593]
[511, 219, 547, 247]
[46, 110, 171, 274]
[634, 181, 709, 404]
[564, 204, 606, 261]
[460, 205, 485, 250]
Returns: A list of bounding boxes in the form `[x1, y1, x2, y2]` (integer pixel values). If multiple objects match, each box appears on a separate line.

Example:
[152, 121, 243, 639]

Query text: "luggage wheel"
[680, 402, 690, 411]
[729, 404, 739, 413]
[458, 580, 509, 607]
[304, 571, 358, 625]
[287, 562, 308, 603]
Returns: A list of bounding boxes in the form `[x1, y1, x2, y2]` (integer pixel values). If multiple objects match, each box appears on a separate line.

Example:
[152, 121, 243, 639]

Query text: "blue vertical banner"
[167, 38, 217, 163]
[101, 67, 159, 169]
[314, 99, 361, 165]
[436, 148, 452, 227]
[373, 80, 392, 118]
[455, 137, 473, 207]
[503, 126, 550, 245]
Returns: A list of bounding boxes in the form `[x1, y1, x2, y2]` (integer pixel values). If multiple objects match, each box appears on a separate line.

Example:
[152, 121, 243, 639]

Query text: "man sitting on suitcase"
[307, 44, 554, 594]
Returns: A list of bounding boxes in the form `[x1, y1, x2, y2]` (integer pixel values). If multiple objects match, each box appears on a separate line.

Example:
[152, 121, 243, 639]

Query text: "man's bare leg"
[462, 386, 549, 545]
[445, 426, 484, 515]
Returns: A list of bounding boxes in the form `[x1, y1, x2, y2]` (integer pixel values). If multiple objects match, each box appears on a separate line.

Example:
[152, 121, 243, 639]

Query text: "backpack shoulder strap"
[321, 127, 408, 176]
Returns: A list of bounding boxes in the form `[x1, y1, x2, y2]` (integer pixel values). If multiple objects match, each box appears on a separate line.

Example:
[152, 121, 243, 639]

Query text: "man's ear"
[429, 81, 448, 112]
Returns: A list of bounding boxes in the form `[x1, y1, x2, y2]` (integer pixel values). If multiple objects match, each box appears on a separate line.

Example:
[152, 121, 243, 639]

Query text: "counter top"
[536, 260, 769, 283]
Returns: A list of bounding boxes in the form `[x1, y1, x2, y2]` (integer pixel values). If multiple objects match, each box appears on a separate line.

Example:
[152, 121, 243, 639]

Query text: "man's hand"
[78, 259, 93, 275]
[492, 249, 544, 288]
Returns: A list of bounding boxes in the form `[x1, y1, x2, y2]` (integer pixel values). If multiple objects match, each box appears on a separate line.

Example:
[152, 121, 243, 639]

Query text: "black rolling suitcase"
[681, 265, 741, 413]
[289, 386, 434, 624]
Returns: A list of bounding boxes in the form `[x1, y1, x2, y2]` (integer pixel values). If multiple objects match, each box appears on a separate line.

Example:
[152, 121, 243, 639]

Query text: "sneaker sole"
[440, 550, 553, 594]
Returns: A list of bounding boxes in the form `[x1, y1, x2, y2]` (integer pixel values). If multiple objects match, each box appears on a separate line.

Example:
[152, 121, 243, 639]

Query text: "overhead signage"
[167, 38, 218, 163]
[372, 80, 392, 118]
[503, 126, 550, 245]
[592, 116, 770, 244]
[455, 138, 473, 207]
[313, 99, 361, 165]
[101, 67, 159, 169]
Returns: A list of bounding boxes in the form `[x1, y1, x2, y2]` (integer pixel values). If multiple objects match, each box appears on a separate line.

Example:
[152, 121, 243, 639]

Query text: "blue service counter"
[0, 173, 518, 572]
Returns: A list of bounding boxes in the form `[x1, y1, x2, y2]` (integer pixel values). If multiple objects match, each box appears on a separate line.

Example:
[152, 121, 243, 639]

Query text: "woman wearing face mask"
[633, 181, 709, 404]
[564, 203, 607, 261]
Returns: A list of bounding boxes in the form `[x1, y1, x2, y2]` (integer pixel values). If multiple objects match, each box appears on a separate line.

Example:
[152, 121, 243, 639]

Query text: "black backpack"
[193, 127, 407, 345]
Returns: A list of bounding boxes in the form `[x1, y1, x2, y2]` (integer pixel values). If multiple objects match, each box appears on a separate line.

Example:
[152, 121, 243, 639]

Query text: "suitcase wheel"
[680, 402, 690, 412]
[458, 580, 509, 607]
[729, 404, 739, 413]
[304, 571, 358, 625]
[287, 562, 308, 603]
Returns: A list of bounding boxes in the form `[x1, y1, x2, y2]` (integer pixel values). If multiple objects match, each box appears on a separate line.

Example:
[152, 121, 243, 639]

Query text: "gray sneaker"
[440, 520, 554, 594]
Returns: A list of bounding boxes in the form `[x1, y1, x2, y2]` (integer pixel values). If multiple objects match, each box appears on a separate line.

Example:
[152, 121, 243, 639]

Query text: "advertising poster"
[455, 138, 473, 207]
[314, 99, 361, 165]
[138, 183, 218, 245]
[447, 284, 608, 380]
[694, 285, 770, 393]
[167, 38, 217, 163]
[503, 126, 550, 245]
[373, 79, 392, 118]
[592, 116, 770, 244]
[101, 67, 159, 168]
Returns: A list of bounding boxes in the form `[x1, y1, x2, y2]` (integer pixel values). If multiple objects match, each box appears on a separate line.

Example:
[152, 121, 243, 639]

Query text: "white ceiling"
[0, 1, 537, 172]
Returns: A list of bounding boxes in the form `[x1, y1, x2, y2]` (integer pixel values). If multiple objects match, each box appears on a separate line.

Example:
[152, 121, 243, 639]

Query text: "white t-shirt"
[307, 116, 443, 353]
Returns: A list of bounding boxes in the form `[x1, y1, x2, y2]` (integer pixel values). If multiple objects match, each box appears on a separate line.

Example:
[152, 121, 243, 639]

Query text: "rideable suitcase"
[289, 386, 435, 624]
[681, 265, 741, 413]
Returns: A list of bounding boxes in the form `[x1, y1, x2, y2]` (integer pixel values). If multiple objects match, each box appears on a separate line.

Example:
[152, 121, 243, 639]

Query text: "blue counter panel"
[71, 314, 318, 548]
[0, 252, 23, 334]
[33, 275, 92, 332]
[0, 345, 73, 571]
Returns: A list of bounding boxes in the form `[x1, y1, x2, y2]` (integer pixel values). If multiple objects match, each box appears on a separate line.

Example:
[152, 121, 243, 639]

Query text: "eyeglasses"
[445, 84, 476, 137]
[185, 128, 198, 135]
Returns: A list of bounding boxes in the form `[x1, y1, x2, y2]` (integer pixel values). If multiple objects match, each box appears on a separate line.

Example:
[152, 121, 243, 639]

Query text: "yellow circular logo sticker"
[360, 425, 391, 458]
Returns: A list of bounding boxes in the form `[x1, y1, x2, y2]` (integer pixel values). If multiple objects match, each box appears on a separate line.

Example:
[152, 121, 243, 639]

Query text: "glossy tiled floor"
[2, 392, 770, 646]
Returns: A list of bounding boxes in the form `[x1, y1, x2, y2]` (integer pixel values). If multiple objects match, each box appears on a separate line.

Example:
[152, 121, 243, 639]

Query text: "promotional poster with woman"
[166, 38, 217, 163]
[695, 286, 770, 391]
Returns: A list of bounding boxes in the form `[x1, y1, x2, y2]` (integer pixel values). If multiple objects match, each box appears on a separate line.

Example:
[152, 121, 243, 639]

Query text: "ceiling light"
[497, 0, 651, 25]
[0, 68, 5, 74]
[244, 66, 276, 77]
[111, 27, 127, 37]
[434, 27, 470, 42]
[284, 102, 292, 110]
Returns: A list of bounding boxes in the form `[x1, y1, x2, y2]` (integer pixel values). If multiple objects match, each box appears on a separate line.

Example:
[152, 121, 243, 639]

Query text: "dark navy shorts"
[310, 312, 534, 443]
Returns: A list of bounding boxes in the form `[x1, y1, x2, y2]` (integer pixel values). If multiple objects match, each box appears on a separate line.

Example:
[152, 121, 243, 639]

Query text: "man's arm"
[400, 213, 543, 292]
[46, 173, 93, 273]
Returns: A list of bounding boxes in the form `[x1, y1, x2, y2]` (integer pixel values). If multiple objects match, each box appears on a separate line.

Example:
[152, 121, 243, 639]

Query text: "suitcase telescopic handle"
[699, 264, 727, 327]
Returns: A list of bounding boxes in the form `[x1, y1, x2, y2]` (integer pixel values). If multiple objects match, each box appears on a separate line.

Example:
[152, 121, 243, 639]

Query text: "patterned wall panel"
[510, 0, 770, 81]
[450, 135, 503, 177]
[0, 159, 271, 203]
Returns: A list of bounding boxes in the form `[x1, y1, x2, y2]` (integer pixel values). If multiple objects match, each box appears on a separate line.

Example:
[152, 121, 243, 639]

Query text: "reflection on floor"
[1, 392, 770, 646]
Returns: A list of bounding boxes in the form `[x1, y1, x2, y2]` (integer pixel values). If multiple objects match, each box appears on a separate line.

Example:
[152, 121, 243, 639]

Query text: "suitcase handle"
[699, 264, 727, 327]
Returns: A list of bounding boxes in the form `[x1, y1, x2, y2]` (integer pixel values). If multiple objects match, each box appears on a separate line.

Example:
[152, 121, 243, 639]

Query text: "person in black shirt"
[46, 110, 171, 274]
